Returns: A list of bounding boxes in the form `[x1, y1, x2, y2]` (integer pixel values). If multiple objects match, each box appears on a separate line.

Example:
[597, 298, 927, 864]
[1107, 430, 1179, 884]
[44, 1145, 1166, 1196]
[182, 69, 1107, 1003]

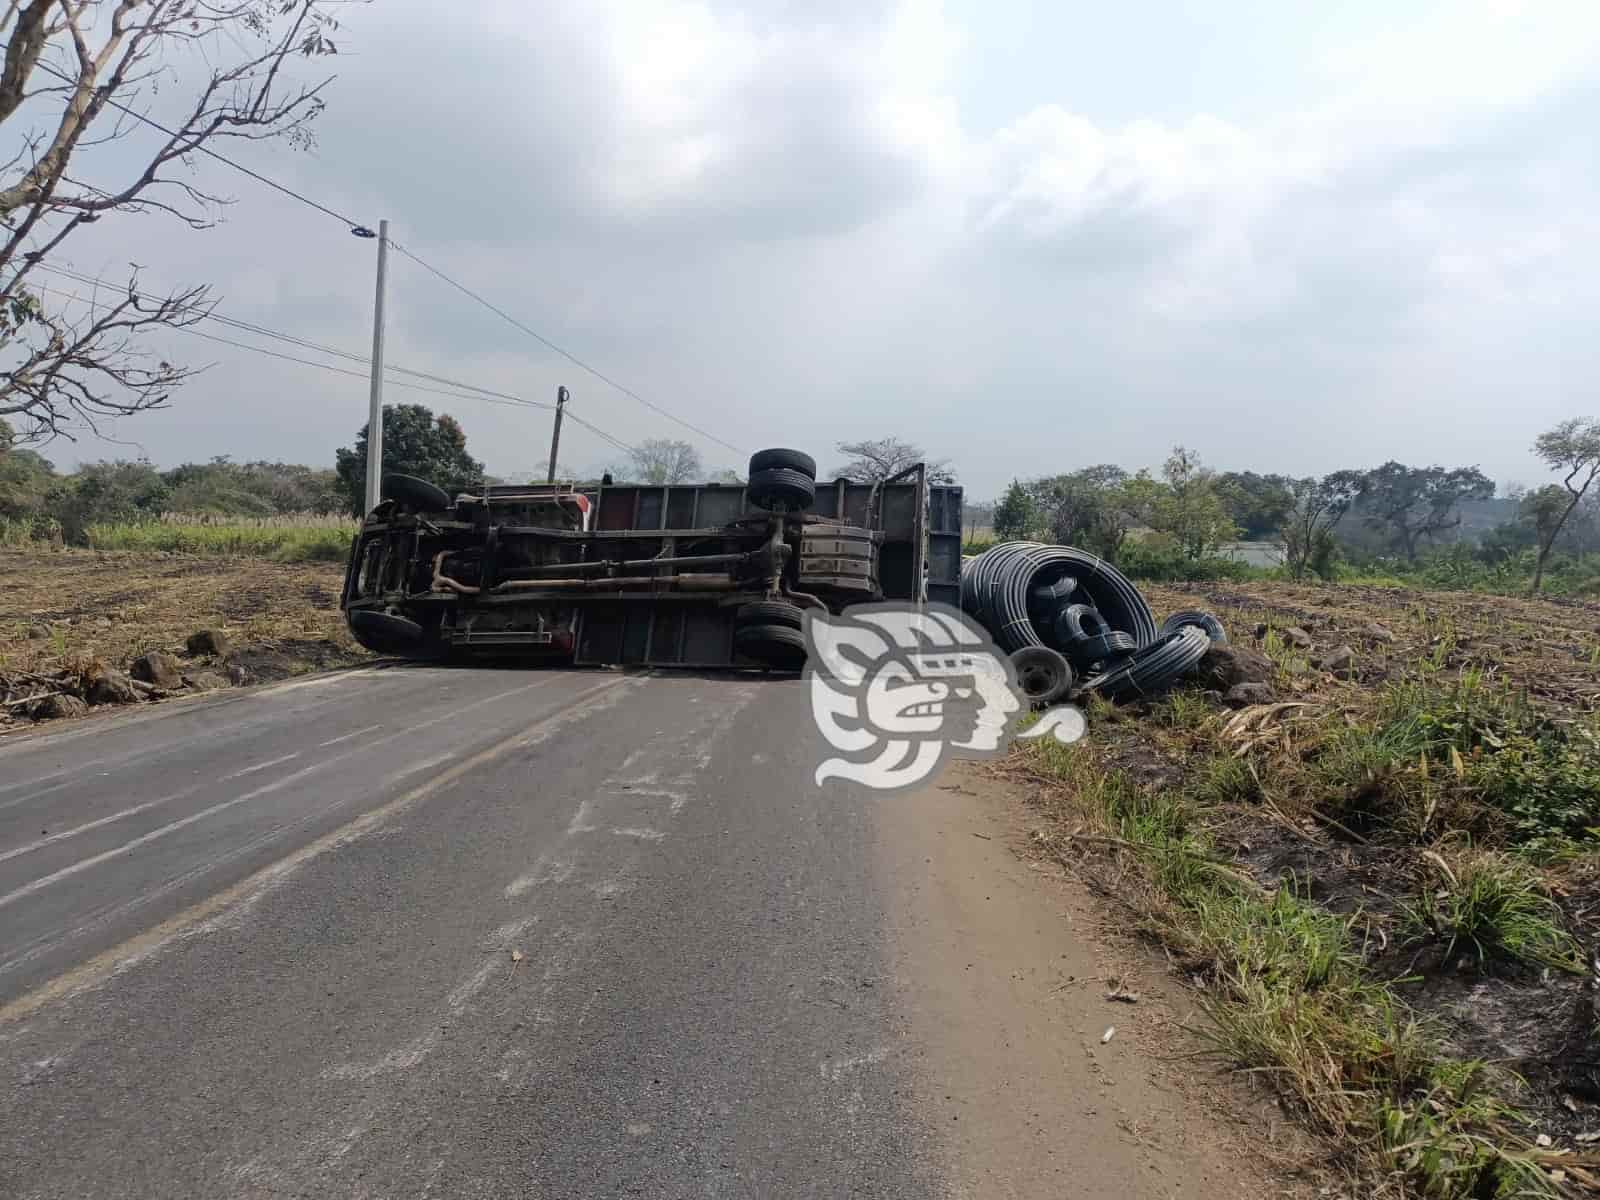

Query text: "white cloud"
[35, 0, 1600, 499]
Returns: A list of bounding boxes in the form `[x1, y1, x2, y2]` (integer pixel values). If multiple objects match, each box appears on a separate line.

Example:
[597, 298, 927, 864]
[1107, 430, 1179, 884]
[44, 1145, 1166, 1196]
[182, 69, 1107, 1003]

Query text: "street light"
[355, 220, 388, 514]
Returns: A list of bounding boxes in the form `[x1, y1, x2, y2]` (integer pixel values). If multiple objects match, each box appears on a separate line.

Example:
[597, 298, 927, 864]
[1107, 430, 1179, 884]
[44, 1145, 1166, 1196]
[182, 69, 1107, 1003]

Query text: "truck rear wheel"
[748, 448, 816, 478]
[734, 623, 807, 671]
[747, 467, 815, 512]
[735, 600, 805, 630]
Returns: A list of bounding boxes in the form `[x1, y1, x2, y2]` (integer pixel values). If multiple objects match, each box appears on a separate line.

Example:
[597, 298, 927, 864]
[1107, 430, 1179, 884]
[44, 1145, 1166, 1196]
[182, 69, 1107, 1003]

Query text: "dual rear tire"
[733, 598, 808, 671]
[747, 448, 816, 512]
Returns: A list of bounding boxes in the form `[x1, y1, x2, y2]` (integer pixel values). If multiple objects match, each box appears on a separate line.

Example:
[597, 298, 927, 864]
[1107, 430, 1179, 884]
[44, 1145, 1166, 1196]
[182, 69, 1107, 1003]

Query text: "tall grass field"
[81, 513, 357, 562]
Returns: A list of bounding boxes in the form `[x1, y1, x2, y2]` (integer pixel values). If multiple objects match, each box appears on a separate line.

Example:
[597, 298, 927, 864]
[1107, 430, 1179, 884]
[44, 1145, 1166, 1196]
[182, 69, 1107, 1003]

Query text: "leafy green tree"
[1355, 462, 1495, 562]
[162, 458, 343, 515]
[50, 460, 170, 543]
[1529, 417, 1600, 594]
[1215, 471, 1295, 540]
[0, 433, 55, 523]
[991, 479, 1038, 541]
[1150, 446, 1238, 561]
[1282, 471, 1362, 581]
[334, 405, 485, 517]
[1029, 465, 1124, 559]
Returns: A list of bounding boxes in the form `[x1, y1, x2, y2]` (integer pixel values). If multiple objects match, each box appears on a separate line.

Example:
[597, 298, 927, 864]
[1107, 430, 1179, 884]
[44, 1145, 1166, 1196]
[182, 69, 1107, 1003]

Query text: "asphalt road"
[0, 664, 1254, 1199]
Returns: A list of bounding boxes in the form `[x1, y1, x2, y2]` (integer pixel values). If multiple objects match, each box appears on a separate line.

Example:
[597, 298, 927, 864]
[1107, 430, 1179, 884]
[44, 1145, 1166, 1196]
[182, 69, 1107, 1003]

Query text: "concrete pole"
[363, 218, 390, 514]
[547, 385, 568, 483]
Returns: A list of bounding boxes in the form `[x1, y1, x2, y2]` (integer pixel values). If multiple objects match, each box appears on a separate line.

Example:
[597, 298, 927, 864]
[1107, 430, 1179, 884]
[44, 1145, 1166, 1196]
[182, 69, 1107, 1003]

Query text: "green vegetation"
[1019, 602, 1600, 1195]
[333, 403, 485, 516]
[1401, 847, 1580, 973]
[1303, 671, 1600, 853]
[82, 516, 355, 563]
[1024, 739, 1563, 1198]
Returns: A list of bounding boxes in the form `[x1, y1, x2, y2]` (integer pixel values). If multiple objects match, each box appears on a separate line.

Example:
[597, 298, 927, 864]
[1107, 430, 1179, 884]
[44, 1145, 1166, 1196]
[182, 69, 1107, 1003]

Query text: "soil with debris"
[1017, 577, 1600, 1183]
[1, 549, 367, 732]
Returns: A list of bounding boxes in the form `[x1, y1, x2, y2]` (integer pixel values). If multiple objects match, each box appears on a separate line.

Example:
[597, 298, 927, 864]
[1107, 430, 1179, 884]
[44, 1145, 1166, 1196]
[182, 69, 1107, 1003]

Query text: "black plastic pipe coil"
[960, 542, 1158, 654]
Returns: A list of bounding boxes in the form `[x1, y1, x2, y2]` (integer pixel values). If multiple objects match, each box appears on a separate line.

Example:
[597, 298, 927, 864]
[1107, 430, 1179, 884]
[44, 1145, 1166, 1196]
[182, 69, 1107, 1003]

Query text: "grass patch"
[1022, 738, 1569, 1197]
[1306, 671, 1600, 852]
[1401, 846, 1583, 974]
[83, 519, 355, 562]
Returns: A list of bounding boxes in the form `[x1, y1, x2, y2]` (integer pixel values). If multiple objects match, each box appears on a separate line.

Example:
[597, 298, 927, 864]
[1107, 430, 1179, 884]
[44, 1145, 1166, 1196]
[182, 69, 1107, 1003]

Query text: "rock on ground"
[1323, 645, 1357, 679]
[186, 629, 233, 657]
[1194, 643, 1274, 690]
[130, 650, 182, 689]
[31, 694, 88, 720]
[1224, 682, 1274, 707]
[183, 671, 230, 692]
[85, 669, 138, 706]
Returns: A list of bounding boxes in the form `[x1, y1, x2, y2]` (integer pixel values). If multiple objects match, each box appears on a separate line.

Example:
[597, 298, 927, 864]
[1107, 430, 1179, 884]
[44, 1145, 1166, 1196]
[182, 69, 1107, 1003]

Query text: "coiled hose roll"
[1083, 626, 1212, 701]
[961, 542, 1158, 654]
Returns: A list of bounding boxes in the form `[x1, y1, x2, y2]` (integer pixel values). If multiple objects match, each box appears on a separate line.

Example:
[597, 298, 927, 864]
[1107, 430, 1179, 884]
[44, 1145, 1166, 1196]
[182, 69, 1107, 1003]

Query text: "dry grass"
[0, 549, 365, 723]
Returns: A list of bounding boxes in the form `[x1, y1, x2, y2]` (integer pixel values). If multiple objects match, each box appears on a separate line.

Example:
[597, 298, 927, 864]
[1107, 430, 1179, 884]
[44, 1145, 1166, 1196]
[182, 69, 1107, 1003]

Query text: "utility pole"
[362, 218, 390, 514]
[547, 385, 568, 483]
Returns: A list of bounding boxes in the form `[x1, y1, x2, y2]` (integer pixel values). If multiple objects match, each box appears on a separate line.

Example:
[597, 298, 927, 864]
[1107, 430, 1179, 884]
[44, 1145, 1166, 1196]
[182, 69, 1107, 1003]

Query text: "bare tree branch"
[0, 0, 352, 441]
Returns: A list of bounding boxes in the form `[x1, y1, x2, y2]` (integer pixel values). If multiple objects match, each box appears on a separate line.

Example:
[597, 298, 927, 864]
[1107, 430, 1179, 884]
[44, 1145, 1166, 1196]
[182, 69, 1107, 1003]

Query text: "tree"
[1355, 462, 1495, 562]
[0, 1, 344, 443]
[334, 404, 484, 516]
[628, 439, 702, 484]
[1149, 446, 1238, 561]
[1215, 471, 1295, 541]
[831, 437, 956, 485]
[1529, 417, 1600, 594]
[1028, 465, 1154, 562]
[50, 458, 169, 542]
[991, 479, 1037, 541]
[1282, 471, 1362, 581]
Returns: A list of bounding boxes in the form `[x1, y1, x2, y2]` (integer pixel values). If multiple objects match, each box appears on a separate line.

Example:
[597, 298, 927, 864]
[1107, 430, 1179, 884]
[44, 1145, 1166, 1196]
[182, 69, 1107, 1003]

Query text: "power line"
[389, 241, 741, 455]
[32, 60, 364, 231]
[25, 63, 719, 458]
[563, 408, 637, 457]
[29, 279, 553, 413]
[33, 262, 554, 411]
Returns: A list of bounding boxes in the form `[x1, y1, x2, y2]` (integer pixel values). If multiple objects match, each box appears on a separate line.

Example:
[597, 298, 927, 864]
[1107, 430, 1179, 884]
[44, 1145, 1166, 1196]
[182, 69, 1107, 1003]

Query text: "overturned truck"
[340, 448, 963, 670]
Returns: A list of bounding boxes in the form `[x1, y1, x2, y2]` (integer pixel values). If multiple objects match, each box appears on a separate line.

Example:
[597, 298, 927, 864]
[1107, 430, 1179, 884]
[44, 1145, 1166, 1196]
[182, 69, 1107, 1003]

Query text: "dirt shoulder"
[878, 767, 1314, 1199]
[1, 549, 367, 732]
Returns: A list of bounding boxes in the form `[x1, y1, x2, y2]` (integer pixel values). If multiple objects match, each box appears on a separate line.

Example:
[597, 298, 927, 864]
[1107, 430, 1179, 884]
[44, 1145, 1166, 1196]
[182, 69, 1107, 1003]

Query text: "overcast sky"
[35, 0, 1600, 499]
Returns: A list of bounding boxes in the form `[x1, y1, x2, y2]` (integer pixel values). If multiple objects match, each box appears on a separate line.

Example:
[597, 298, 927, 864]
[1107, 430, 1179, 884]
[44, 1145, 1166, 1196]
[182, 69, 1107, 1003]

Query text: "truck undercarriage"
[340, 448, 963, 671]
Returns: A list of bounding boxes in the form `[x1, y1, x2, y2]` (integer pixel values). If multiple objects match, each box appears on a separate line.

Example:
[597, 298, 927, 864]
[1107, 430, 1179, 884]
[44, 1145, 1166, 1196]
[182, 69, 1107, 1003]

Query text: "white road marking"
[504, 854, 575, 898]
[446, 958, 502, 1014]
[0, 676, 586, 915]
[485, 917, 535, 948]
[0, 800, 167, 865]
[820, 1046, 891, 1080]
[1, 674, 631, 1024]
[222, 752, 302, 780]
[322, 1031, 441, 1080]
[255, 668, 380, 697]
[611, 827, 666, 841]
[318, 724, 382, 747]
[566, 798, 598, 834]
[0, 758, 365, 911]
